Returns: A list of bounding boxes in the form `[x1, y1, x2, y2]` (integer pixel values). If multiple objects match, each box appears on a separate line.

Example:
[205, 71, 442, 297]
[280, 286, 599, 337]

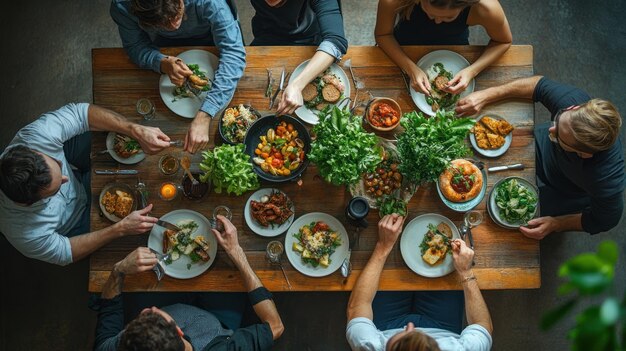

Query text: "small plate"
[244, 188, 295, 237]
[469, 114, 513, 158]
[410, 50, 474, 116]
[290, 61, 351, 125]
[98, 182, 138, 222]
[106, 132, 145, 165]
[400, 213, 460, 278]
[285, 212, 349, 277]
[159, 49, 219, 118]
[147, 209, 218, 279]
[436, 167, 487, 212]
[487, 176, 539, 229]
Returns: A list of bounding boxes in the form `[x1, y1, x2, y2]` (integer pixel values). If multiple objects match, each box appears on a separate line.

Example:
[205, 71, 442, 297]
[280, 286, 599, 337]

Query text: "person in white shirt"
[346, 214, 493, 351]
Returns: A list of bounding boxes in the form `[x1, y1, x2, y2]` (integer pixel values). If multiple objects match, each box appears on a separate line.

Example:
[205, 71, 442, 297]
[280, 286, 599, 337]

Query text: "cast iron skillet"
[243, 115, 311, 182]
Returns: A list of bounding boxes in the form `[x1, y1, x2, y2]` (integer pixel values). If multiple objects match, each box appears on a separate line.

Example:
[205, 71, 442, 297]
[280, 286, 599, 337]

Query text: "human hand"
[131, 125, 171, 154]
[276, 84, 303, 116]
[407, 65, 431, 95]
[114, 247, 158, 275]
[212, 215, 240, 255]
[451, 239, 474, 276]
[455, 90, 489, 116]
[184, 111, 211, 154]
[376, 214, 405, 253]
[519, 217, 558, 240]
[444, 68, 475, 94]
[118, 204, 158, 235]
[160, 56, 193, 86]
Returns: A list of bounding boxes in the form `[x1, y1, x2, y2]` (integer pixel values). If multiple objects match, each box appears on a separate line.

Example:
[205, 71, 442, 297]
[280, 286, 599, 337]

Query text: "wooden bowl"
[366, 98, 402, 132]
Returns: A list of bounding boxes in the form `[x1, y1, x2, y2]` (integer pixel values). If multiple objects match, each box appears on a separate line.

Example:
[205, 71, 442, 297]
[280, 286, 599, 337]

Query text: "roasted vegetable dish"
[292, 221, 341, 268]
[253, 121, 306, 177]
[419, 222, 453, 266]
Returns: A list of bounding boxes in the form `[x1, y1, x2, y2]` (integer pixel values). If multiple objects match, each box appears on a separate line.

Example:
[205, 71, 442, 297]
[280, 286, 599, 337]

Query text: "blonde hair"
[397, 0, 480, 20]
[390, 331, 441, 351]
[569, 99, 622, 152]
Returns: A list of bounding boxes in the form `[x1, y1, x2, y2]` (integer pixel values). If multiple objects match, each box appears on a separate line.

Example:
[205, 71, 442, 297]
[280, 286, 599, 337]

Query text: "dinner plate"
[487, 176, 539, 229]
[290, 60, 351, 125]
[106, 132, 145, 165]
[436, 166, 487, 212]
[159, 49, 219, 118]
[147, 209, 218, 279]
[400, 213, 460, 278]
[98, 182, 138, 223]
[244, 188, 295, 237]
[285, 212, 349, 277]
[410, 50, 474, 116]
[469, 114, 513, 158]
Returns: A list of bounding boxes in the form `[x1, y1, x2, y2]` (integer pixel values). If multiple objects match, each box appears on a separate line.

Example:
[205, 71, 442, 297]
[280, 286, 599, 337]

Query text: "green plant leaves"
[597, 241, 619, 266]
[541, 298, 577, 330]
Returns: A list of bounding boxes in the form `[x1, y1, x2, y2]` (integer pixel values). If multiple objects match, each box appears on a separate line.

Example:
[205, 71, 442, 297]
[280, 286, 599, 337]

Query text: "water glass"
[137, 98, 156, 120]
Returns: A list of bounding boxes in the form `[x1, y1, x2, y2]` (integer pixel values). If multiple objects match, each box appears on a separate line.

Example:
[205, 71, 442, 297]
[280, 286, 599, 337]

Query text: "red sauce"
[370, 102, 399, 127]
[451, 173, 474, 194]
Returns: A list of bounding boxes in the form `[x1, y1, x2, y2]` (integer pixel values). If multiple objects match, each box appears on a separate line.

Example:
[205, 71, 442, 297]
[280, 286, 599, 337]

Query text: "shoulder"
[378, 0, 404, 12]
[204, 323, 274, 351]
[469, 0, 506, 24]
[110, 0, 132, 15]
[346, 318, 387, 350]
[534, 77, 591, 107]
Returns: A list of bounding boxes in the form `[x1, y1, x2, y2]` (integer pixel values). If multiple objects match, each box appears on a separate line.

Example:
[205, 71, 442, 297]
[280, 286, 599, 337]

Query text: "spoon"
[180, 155, 199, 185]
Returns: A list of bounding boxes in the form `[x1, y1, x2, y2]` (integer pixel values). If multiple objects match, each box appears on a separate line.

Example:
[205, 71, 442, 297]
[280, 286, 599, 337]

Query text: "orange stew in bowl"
[370, 102, 399, 128]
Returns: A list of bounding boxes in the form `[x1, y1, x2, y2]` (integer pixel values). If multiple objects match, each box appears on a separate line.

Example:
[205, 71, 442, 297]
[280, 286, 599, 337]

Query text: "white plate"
[400, 213, 460, 278]
[487, 176, 539, 229]
[469, 114, 513, 158]
[147, 209, 218, 279]
[285, 212, 349, 277]
[410, 50, 474, 116]
[159, 49, 219, 118]
[106, 132, 145, 165]
[290, 61, 351, 125]
[244, 188, 295, 237]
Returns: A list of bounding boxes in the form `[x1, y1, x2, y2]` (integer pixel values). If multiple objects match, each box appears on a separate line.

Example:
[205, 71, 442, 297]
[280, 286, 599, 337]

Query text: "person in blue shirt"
[456, 76, 625, 239]
[110, 0, 246, 153]
[375, 0, 512, 95]
[248, 0, 348, 116]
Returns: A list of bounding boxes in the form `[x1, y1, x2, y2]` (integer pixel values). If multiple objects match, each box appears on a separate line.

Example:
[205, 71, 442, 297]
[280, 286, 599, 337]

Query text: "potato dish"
[162, 220, 211, 269]
[419, 222, 453, 266]
[292, 221, 341, 268]
[101, 190, 133, 218]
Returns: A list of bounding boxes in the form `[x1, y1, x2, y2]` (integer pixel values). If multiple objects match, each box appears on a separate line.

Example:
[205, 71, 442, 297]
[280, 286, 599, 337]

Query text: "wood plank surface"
[90, 45, 538, 292]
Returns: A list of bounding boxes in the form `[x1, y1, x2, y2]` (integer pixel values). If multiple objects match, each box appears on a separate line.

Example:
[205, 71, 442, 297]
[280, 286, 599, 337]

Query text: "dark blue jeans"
[372, 291, 464, 334]
[63, 132, 92, 237]
[123, 292, 248, 331]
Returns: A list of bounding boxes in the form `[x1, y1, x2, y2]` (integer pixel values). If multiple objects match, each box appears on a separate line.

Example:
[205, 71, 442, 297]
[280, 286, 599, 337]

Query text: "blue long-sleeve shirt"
[110, 0, 246, 117]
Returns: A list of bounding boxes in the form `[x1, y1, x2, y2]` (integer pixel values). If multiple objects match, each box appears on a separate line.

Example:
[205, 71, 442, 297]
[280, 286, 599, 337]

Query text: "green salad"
[199, 144, 259, 196]
[377, 195, 407, 217]
[494, 178, 538, 225]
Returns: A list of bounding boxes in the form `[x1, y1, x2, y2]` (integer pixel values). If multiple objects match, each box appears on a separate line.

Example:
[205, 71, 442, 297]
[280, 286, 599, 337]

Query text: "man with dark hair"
[110, 0, 246, 154]
[346, 214, 493, 351]
[0, 103, 170, 265]
[93, 216, 284, 351]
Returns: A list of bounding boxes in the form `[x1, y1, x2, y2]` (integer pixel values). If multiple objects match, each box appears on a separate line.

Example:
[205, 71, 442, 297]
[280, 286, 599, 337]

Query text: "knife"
[488, 163, 524, 173]
[94, 169, 138, 175]
[155, 219, 181, 232]
[270, 68, 286, 110]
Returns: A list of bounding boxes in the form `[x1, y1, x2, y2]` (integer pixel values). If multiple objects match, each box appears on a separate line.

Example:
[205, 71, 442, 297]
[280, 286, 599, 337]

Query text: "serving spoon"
[180, 155, 199, 186]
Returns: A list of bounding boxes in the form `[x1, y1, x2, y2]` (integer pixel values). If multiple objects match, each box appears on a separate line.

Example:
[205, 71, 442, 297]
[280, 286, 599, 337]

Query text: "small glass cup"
[159, 154, 180, 175]
[266, 240, 284, 263]
[211, 205, 232, 232]
[158, 181, 179, 201]
[137, 98, 156, 120]
[464, 210, 483, 228]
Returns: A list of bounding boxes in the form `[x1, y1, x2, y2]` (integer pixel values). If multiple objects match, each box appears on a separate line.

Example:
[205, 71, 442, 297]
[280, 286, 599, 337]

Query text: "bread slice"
[497, 120, 514, 135]
[481, 116, 501, 134]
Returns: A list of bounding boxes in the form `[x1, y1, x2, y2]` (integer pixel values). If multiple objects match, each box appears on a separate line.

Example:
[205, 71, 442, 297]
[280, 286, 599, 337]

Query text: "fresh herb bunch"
[309, 106, 382, 186]
[199, 144, 259, 196]
[495, 178, 538, 224]
[377, 195, 407, 217]
[396, 109, 474, 184]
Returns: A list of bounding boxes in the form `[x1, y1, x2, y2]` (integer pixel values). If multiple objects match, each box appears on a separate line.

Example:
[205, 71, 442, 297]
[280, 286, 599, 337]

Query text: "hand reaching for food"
[451, 239, 474, 275]
[114, 247, 158, 275]
[455, 90, 488, 116]
[519, 217, 557, 240]
[276, 84, 303, 116]
[407, 65, 431, 95]
[118, 204, 158, 235]
[184, 112, 211, 154]
[444, 68, 474, 94]
[377, 214, 405, 252]
[212, 215, 240, 255]
[132, 125, 171, 154]
[160, 56, 193, 86]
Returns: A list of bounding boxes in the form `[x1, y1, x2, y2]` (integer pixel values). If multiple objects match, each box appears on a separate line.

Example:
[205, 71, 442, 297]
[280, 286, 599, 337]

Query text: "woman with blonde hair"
[375, 0, 512, 95]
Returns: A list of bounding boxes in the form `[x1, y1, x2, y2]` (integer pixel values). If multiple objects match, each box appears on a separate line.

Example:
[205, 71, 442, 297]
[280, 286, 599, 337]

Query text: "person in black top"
[91, 216, 284, 351]
[375, 0, 512, 95]
[248, 0, 348, 116]
[456, 76, 624, 238]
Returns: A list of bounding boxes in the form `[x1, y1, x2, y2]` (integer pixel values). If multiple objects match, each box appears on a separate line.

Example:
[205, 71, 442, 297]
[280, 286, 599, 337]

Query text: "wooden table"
[89, 45, 538, 293]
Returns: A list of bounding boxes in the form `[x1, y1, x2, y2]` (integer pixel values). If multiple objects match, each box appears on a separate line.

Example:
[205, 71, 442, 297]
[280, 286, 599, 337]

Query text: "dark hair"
[131, 0, 182, 28]
[390, 331, 442, 351]
[118, 312, 185, 351]
[0, 145, 51, 204]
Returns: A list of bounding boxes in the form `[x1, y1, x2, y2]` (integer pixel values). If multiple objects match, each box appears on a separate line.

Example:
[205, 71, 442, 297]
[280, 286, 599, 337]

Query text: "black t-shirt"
[202, 323, 274, 351]
[533, 77, 625, 234]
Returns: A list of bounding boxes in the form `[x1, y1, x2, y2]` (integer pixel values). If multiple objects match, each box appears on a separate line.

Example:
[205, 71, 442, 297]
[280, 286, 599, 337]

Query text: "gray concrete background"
[1, 0, 625, 350]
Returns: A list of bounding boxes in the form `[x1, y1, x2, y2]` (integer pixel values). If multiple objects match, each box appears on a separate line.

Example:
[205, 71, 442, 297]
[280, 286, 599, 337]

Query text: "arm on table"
[212, 216, 284, 340]
[452, 239, 492, 334]
[456, 75, 543, 116]
[347, 215, 404, 321]
[70, 205, 157, 263]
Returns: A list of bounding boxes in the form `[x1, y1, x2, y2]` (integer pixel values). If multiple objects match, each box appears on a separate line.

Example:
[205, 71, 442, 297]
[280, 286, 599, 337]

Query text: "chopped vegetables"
[252, 121, 305, 177]
[494, 178, 538, 225]
[369, 102, 400, 128]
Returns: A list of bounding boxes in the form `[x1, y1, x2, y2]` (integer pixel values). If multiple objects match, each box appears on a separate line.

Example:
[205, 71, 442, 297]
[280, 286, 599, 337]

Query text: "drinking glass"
[464, 210, 483, 228]
[137, 98, 156, 120]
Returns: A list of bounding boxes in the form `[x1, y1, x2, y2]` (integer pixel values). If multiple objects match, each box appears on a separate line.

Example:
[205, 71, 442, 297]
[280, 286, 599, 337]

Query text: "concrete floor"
[1, 0, 625, 350]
